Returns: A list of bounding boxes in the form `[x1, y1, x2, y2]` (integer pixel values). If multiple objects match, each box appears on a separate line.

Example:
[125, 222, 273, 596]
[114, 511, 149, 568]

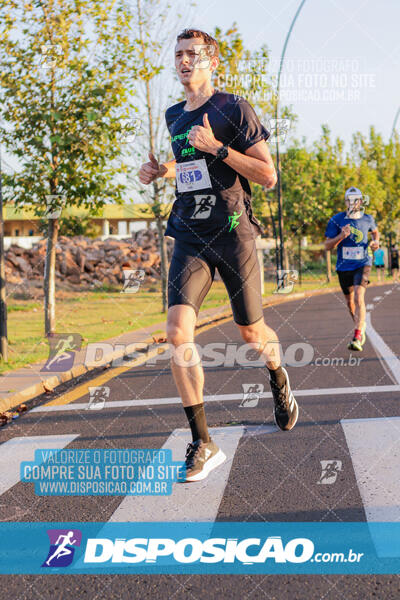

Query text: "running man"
[325, 187, 380, 351]
[139, 29, 298, 482]
[390, 243, 399, 282]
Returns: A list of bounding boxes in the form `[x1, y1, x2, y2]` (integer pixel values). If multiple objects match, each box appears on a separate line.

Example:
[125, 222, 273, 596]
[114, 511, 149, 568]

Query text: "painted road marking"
[41, 346, 165, 408]
[39, 317, 234, 410]
[366, 312, 400, 384]
[342, 417, 400, 557]
[0, 434, 79, 496]
[109, 426, 245, 522]
[366, 304, 374, 310]
[385, 290, 392, 295]
[373, 296, 383, 301]
[31, 385, 400, 413]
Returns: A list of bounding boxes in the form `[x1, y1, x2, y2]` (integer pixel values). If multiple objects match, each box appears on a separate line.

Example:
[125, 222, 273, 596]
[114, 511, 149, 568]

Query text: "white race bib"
[175, 159, 212, 193]
[343, 246, 364, 261]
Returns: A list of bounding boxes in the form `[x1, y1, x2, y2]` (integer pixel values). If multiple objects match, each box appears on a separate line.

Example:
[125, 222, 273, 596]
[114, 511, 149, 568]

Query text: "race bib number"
[343, 246, 364, 261]
[175, 159, 212, 193]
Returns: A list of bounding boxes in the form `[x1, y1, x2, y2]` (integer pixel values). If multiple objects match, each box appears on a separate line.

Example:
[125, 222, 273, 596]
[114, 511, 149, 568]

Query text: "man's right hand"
[139, 152, 160, 185]
[341, 224, 351, 239]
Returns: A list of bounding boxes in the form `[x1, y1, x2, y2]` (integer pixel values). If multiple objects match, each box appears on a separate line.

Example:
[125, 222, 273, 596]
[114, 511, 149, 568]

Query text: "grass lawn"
[0, 269, 385, 375]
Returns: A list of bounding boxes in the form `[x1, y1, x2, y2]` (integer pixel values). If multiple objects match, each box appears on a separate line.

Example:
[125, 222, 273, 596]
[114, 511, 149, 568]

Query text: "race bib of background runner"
[175, 159, 212, 193]
[343, 247, 364, 261]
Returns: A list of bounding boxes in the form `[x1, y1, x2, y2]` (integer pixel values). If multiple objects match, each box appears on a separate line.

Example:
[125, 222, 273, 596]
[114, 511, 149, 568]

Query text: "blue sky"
[191, 0, 400, 146]
[2, 0, 398, 175]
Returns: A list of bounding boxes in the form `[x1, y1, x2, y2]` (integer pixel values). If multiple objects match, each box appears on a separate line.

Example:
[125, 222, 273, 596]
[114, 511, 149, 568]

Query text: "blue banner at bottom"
[1, 522, 400, 574]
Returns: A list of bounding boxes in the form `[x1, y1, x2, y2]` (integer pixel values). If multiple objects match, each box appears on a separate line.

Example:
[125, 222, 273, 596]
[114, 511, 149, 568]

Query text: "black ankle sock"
[184, 403, 210, 443]
[267, 366, 286, 388]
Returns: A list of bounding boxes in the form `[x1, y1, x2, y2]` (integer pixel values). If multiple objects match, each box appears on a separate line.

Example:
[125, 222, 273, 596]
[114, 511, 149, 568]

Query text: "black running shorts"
[168, 239, 263, 326]
[337, 265, 371, 295]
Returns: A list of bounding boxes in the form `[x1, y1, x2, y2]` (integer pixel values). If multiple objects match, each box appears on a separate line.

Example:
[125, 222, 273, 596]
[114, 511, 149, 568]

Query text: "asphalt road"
[1, 283, 400, 599]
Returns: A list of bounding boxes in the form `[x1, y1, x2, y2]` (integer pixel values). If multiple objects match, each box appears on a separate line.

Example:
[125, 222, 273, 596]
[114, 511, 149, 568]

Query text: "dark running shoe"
[269, 366, 299, 431]
[183, 439, 226, 482]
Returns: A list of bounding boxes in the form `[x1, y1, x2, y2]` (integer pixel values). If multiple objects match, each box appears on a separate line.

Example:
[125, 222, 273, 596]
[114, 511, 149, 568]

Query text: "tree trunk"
[0, 190, 7, 362]
[326, 249, 331, 282]
[283, 245, 289, 271]
[156, 216, 168, 313]
[44, 217, 59, 336]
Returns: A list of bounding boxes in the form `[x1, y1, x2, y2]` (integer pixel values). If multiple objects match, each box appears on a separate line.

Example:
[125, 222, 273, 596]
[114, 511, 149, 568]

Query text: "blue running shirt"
[325, 211, 377, 271]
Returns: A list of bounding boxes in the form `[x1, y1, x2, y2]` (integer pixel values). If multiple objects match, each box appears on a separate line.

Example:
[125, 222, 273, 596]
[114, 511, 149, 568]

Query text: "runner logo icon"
[240, 383, 264, 408]
[87, 386, 110, 410]
[41, 333, 82, 372]
[122, 269, 145, 293]
[191, 194, 216, 219]
[274, 270, 298, 294]
[42, 529, 82, 568]
[317, 460, 343, 485]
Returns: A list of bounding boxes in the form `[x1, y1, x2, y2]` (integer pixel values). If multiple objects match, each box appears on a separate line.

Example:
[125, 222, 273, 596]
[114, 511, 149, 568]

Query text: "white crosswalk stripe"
[0, 434, 79, 496]
[341, 417, 400, 557]
[109, 426, 245, 522]
[30, 385, 400, 412]
[366, 312, 400, 384]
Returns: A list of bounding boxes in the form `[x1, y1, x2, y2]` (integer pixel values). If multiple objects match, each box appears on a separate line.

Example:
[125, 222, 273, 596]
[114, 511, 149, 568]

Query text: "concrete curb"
[0, 280, 389, 414]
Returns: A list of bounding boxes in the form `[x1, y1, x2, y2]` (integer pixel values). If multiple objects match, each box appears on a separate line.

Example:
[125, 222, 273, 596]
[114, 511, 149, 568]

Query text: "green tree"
[38, 214, 101, 237]
[0, 0, 136, 335]
[350, 127, 400, 241]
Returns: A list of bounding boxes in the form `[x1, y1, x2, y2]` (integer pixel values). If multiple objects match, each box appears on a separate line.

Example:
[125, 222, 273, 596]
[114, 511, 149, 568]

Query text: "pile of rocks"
[5, 229, 175, 289]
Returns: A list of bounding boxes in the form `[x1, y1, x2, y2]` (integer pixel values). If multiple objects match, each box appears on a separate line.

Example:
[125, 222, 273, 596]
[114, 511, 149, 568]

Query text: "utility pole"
[0, 145, 8, 362]
[275, 0, 308, 273]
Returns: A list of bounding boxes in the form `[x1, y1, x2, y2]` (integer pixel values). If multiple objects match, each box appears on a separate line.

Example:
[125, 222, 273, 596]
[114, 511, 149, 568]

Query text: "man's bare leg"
[166, 303, 213, 448]
[166, 304, 203, 407]
[236, 317, 298, 431]
[344, 288, 356, 322]
[166, 304, 227, 480]
[354, 285, 366, 330]
[347, 285, 367, 351]
[236, 317, 281, 369]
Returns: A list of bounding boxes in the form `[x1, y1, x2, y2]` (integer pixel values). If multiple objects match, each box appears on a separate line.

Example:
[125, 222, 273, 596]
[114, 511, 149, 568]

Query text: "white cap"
[345, 187, 362, 199]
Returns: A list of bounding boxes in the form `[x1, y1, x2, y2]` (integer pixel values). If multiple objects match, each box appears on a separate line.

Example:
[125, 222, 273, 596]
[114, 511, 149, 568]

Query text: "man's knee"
[238, 321, 264, 345]
[166, 321, 193, 347]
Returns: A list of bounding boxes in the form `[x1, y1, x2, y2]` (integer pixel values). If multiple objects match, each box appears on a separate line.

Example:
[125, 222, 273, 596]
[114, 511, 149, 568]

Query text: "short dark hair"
[176, 29, 219, 59]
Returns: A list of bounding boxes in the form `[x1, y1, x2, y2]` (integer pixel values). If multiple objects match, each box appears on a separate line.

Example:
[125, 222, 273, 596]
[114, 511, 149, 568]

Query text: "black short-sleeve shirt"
[164, 90, 270, 244]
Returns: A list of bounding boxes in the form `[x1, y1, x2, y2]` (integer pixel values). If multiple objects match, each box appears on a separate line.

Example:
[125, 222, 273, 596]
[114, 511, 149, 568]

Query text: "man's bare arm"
[370, 228, 380, 250]
[158, 159, 176, 178]
[325, 224, 351, 251]
[139, 153, 175, 184]
[217, 140, 277, 188]
[187, 113, 277, 188]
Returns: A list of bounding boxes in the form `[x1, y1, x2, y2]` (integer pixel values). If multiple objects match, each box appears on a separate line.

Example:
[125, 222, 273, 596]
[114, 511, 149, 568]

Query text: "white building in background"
[3, 203, 171, 249]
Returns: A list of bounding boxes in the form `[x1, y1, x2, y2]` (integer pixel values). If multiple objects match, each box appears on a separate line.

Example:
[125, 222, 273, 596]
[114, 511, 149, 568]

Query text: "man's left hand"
[187, 113, 221, 154]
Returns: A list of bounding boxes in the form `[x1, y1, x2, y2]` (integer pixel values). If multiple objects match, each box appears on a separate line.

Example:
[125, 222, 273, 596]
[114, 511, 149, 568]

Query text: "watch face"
[218, 146, 228, 159]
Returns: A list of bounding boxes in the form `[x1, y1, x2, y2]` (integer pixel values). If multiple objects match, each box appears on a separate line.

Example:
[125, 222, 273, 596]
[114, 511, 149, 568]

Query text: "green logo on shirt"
[350, 225, 364, 244]
[228, 210, 243, 232]
[181, 147, 195, 157]
[171, 129, 191, 143]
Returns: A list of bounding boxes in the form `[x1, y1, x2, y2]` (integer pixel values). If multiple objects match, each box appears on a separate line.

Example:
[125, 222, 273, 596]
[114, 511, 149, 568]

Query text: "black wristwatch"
[216, 144, 229, 160]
